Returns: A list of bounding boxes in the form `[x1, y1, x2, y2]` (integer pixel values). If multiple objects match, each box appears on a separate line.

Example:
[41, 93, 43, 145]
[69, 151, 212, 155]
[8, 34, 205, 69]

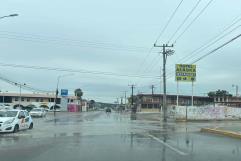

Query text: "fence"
[170, 105, 241, 120]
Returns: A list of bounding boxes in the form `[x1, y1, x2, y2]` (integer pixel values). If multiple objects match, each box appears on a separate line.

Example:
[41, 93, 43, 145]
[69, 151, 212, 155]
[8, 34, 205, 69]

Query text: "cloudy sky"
[0, 0, 241, 103]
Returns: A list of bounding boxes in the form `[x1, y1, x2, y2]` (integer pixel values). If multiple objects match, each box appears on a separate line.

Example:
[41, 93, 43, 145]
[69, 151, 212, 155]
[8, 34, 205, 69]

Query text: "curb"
[201, 128, 241, 139]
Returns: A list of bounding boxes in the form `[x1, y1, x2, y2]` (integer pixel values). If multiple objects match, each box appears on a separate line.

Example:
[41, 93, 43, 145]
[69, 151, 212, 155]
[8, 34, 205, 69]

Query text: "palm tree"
[74, 88, 83, 99]
[74, 89, 83, 109]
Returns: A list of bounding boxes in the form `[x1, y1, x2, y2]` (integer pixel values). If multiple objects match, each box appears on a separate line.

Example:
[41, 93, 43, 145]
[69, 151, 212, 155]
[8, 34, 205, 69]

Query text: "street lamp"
[14, 83, 26, 108]
[0, 14, 18, 19]
[54, 73, 74, 116]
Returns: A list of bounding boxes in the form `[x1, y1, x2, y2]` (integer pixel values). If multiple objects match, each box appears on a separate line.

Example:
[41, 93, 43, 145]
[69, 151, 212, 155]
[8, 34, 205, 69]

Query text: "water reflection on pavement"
[0, 111, 241, 161]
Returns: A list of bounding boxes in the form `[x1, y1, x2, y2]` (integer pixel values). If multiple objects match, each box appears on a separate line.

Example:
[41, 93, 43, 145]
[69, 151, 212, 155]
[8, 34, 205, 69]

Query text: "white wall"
[171, 105, 241, 120]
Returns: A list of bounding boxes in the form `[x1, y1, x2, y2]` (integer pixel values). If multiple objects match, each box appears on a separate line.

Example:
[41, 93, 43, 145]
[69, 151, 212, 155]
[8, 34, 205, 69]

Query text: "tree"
[74, 88, 83, 108]
[127, 95, 138, 104]
[208, 89, 232, 98]
[74, 88, 83, 99]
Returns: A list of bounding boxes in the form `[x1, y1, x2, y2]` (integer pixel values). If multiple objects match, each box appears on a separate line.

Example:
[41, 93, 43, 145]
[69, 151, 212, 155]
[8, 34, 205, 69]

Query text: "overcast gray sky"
[0, 0, 241, 103]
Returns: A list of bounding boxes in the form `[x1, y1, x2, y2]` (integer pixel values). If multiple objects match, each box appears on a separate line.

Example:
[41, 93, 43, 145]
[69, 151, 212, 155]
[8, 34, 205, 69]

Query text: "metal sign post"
[175, 64, 196, 107]
[177, 81, 179, 107]
[191, 81, 194, 107]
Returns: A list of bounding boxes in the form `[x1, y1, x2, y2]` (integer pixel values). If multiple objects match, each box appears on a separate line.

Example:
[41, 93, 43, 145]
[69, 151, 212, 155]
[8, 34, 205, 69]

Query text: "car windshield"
[1, 1, 241, 161]
[0, 111, 18, 117]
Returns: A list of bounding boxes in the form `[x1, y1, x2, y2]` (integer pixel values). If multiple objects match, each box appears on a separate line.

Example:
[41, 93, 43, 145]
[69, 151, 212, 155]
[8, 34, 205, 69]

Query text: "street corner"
[200, 128, 241, 139]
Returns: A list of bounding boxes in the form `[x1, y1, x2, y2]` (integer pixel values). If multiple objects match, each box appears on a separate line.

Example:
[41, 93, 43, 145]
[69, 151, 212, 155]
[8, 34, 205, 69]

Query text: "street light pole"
[54, 73, 74, 116]
[15, 83, 26, 108]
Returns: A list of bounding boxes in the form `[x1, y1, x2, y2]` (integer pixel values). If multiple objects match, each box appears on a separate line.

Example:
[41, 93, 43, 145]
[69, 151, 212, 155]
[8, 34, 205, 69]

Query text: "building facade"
[0, 92, 83, 111]
[135, 94, 213, 112]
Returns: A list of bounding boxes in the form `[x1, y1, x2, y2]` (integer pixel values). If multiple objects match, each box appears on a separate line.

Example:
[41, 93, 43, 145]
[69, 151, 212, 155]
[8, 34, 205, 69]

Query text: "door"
[18, 111, 27, 130]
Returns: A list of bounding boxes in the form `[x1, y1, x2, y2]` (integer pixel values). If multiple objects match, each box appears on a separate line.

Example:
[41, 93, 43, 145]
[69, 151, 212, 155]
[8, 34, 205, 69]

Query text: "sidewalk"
[201, 126, 241, 139]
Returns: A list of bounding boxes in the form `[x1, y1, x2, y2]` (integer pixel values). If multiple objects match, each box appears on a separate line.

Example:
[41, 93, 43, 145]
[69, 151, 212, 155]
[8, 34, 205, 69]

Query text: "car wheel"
[13, 124, 19, 133]
[29, 123, 33, 129]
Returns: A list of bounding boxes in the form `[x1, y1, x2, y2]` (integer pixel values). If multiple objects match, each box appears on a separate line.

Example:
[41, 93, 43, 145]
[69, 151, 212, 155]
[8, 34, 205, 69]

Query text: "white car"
[0, 109, 33, 133]
[29, 108, 47, 117]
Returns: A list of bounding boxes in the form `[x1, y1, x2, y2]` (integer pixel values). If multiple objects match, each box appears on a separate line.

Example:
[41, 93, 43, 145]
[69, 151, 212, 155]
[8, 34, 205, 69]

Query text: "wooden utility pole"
[154, 44, 174, 122]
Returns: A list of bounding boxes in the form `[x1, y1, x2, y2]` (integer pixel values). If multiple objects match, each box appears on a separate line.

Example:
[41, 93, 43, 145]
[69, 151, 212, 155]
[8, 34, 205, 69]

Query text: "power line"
[137, 0, 184, 74]
[136, 46, 155, 74]
[167, 0, 202, 43]
[0, 74, 52, 93]
[0, 62, 160, 79]
[0, 31, 149, 53]
[174, 0, 214, 43]
[163, 14, 241, 78]
[186, 25, 241, 63]
[139, 53, 160, 74]
[0, 30, 148, 50]
[154, 0, 184, 44]
[175, 15, 241, 64]
[164, 33, 241, 81]
[191, 33, 241, 64]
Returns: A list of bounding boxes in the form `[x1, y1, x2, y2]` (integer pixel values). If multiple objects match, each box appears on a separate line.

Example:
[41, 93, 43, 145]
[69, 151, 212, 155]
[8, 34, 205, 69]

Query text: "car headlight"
[3, 118, 15, 125]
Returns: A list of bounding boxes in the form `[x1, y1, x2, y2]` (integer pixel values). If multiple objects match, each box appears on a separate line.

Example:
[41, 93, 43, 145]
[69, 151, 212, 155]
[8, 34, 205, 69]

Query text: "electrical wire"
[173, 0, 214, 43]
[0, 75, 52, 93]
[167, 0, 202, 43]
[0, 31, 149, 53]
[164, 33, 241, 81]
[0, 62, 160, 79]
[154, 0, 184, 44]
[191, 33, 241, 64]
[175, 15, 241, 63]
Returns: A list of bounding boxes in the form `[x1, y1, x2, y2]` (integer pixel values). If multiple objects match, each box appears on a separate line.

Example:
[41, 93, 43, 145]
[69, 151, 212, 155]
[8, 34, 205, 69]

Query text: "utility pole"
[150, 85, 155, 95]
[15, 83, 26, 108]
[128, 85, 135, 105]
[154, 44, 174, 122]
[232, 84, 239, 97]
[124, 91, 127, 109]
[150, 85, 155, 109]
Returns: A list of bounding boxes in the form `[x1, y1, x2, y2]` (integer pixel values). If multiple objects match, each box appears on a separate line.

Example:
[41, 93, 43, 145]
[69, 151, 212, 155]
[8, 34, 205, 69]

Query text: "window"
[18, 111, 25, 118]
[21, 98, 24, 101]
[27, 98, 30, 102]
[24, 111, 29, 117]
[36, 98, 39, 102]
[40, 98, 43, 102]
[15, 97, 18, 101]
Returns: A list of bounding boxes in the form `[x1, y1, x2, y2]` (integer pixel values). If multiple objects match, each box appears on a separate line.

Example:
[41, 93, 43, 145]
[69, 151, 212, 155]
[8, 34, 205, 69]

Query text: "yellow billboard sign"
[175, 64, 196, 82]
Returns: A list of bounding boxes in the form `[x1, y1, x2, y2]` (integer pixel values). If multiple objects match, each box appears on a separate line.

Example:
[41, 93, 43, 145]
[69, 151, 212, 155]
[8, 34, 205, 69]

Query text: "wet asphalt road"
[1, 111, 241, 161]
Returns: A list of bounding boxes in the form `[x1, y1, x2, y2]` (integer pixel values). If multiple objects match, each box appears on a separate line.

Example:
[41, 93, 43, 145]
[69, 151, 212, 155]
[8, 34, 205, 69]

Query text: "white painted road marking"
[148, 134, 189, 156]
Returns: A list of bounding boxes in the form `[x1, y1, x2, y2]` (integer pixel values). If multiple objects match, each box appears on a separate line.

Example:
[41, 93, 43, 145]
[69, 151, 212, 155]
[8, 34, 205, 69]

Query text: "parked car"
[29, 108, 47, 117]
[0, 109, 33, 133]
[106, 108, 111, 113]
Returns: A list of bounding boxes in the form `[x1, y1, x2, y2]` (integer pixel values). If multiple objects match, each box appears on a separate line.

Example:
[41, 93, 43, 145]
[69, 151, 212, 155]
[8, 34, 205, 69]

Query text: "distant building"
[135, 93, 241, 112]
[135, 94, 213, 112]
[0, 92, 84, 111]
[213, 96, 241, 107]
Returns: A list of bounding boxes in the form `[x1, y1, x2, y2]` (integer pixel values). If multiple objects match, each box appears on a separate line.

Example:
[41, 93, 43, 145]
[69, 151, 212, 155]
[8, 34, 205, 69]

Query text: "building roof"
[0, 92, 77, 99]
[137, 93, 210, 99]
